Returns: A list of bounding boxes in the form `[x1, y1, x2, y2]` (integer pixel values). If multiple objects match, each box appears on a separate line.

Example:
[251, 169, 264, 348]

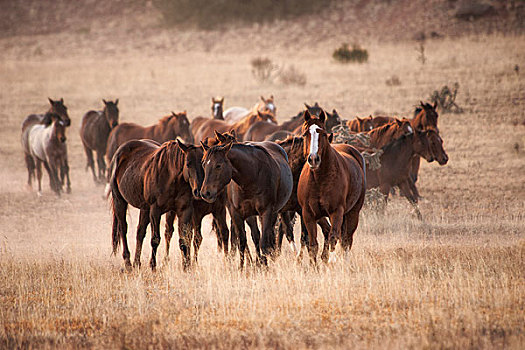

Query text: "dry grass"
[0, 27, 524, 348]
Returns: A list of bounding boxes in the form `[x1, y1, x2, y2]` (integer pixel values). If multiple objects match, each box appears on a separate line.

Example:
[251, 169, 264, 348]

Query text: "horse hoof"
[37, 191, 43, 197]
[328, 251, 337, 264]
[66, 188, 71, 194]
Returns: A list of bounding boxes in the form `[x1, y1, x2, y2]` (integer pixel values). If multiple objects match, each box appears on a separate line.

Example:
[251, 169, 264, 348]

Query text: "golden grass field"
[0, 18, 524, 348]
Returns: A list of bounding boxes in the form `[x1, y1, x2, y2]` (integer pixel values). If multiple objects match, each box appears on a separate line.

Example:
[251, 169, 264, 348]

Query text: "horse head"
[199, 140, 234, 203]
[48, 98, 70, 127]
[169, 111, 194, 144]
[103, 99, 119, 128]
[362, 115, 374, 131]
[211, 96, 224, 120]
[177, 139, 205, 199]
[412, 128, 435, 163]
[424, 128, 448, 165]
[256, 110, 278, 124]
[53, 116, 67, 143]
[260, 95, 276, 116]
[325, 108, 342, 132]
[416, 100, 439, 131]
[396, 118, 414, 137]
[302, 109, 330, 170]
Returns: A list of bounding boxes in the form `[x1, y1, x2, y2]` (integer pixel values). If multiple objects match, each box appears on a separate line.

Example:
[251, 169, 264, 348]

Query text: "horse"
[105, 111, 193, 164]
[244, 110, 304, 142]
[194, 109, 277, 142]
[347, 115, 374, 132]
[200, 139, 293, 268]
[109, 139, 203, 271]
[291, 103, 342, 134]
[80, 99, 119, 183]
[275, 136, 332, 258]
[223, 95, 276, 123]
[265, 130, 294, 142]
[21, 98, 71, 193]
[190, 97, 224, 137]
[25, 114, 68, 196]
[366, 118, 415, 148]
[163, 131, 237, 262]
[297, 109, 366, 265]
[362, 127, 438, 219]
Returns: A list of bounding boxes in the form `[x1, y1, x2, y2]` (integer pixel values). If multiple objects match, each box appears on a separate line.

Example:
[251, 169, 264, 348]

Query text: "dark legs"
[83, 145, 97, 183]
[231, 212, 247, 269]
[302, 210, 319, 265]
[24, 154, 35, 188]
[164, 211, 176, 260]
[177, 208, 193, 271]
[112, 190, 131, 269]
[260, 211, 278, 264]
[133, 209, 150, 267]
[96, 151, 106, 182]
[149, 206, 162, 270]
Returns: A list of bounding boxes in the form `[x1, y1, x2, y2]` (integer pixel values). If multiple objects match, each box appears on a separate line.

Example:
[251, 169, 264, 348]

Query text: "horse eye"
[216, 164, 221, 169]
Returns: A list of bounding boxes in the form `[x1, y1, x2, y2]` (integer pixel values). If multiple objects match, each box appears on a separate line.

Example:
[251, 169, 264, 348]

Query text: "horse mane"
[367, 121, 401, 146]
[143, 140, 184, 186]
[42, 112, 59, 126]
[203, 142, 271, 163]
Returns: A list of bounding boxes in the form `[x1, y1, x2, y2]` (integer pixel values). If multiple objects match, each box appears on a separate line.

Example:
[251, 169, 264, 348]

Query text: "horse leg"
[62, 157, 71, 194]
[192, 214, 203, 264]
[341, 206, 361, 252]
[24, 153, 35, 189]
[213, 207, 229, 256]
[133, 209, 150, 268]
[279, 211, 297, 256]
[148, 206, 162, 271]
[229, 217, 239, 256]
[35, 159, 43, 195]
[399, 179, 422, 220]
[96, 151, 106, 182]
[177, 208, 193, 271]
[318, 217, 332, 263]
[113, 194, 131, 269]
[302, 210, 319, 266]
[260, 211, 278, 264]
[42, 161, 59, 196]
[231, 212, 247, 269]
[164, 211, 176, 261]
[327, 208, 344, 263]
[246, 216, 262, 263]
[83, 145, 97, 183]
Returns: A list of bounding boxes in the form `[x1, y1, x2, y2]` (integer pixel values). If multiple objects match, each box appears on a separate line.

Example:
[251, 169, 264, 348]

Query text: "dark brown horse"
[106, 111, 193, 163]
[190, 97, 225, 137]
[297, 110, 366, 264]
[347, 115, 374, 132]
[194, 110, 277, 142]
[109, 139, 202, 270]
[200, 139, 293, 267]
[244, 111, 304, 142]
[22, 98, 71, 193]
[25, 114, 68, 196]
[80, 99, 119, 183]
[362, 127, 438, 219]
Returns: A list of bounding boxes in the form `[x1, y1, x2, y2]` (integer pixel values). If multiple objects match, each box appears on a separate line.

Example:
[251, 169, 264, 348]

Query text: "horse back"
[244, 121, 278, 141]
[81, 111, 111, 151]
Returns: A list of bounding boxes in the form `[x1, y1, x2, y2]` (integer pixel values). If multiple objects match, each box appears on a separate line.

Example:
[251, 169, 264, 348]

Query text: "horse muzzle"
[438, 155, 449, 165]
[200, 189, 217, 203]
[192, 188, 201, 199]
[60, 136, 66, 142]
[307, 154, 321, 169]
[112, 121, 118, 128]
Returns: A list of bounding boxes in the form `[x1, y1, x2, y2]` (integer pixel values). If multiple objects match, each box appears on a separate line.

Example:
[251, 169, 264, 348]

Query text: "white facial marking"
[267, 102, 275, 113]
[328, 251, 337, 263]
[309, 124, 321, 157]
[213, 103, 220, 116]
[206, 160, 211, 165]
[407, 125, 413, 134]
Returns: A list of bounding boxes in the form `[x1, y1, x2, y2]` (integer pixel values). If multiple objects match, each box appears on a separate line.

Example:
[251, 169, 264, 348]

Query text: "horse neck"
[382, 135, 415, 168]
[369, 124, 395, 147]
[227, 146, 261, 187]
[231, 114, 255, 134]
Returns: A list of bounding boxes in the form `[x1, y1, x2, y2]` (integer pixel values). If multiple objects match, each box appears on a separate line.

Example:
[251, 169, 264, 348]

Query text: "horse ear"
[270, 94, 274, 100]
[48, 98, 54, 105]
[60, 98, 64, 103]
[222, 141, 233, 153]
[332, 109, 337, 114]
[177, 139, 189, 153]
[420, 101, 425, 107]
[303, 109, 312, 121]
[229, 129, 236, 138]
[171, 111, 177, 117]
[103, 99, 107, 105]
[219, 97, 224, 103]
[260, 96, 265, 102]
[304, 103, 311, 109]
[433, 101, 438, 109]
[215, 130, 226, 142]
[200, 140, 210, 151]
[318, 109, 326, 123]
[115, 98, 119, 106]
[314, 102, 320, 107]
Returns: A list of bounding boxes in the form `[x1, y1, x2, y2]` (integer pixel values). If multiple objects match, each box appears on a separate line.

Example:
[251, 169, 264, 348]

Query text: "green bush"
[333, 43, 369, 64]
[154, 0, 333, 30]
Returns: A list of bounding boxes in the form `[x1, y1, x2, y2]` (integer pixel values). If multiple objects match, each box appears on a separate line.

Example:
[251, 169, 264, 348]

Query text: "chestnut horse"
[347, 115, 374, 132]
[275, 136, 332, 258]
[106, 111, 193, 163]
[80, 99, 119, 183]
[297, 110, 366, 264]
[25, 114, 68, 196]
[194, 110, 277, 142]
[200, 139, 293, 267]
[244, 110, 304, 142]
[109, 139, 202, 270]
[22, 98, 71, 193]
[223, 95, 276, 123]
[190, 97, 225, 137]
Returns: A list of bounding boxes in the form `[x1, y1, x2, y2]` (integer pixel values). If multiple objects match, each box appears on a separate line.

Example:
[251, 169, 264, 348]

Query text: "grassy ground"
[0, 30, 524, 348]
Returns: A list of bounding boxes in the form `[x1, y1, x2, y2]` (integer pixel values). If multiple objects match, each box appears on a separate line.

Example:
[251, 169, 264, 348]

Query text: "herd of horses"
[21, 95, 448, 270]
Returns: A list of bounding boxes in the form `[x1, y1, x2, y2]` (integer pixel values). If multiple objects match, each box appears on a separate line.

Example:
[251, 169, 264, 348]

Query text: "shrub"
[430, 83, 464, 113]
[333, 43, 368, 64]
[385, 75, 401, 86]
[279, 65, 307, 86]
[251, 57, 279, 83]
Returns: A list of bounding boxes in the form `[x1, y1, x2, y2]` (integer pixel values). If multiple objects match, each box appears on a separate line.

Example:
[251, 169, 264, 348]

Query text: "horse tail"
[107, 148, 122, 254]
